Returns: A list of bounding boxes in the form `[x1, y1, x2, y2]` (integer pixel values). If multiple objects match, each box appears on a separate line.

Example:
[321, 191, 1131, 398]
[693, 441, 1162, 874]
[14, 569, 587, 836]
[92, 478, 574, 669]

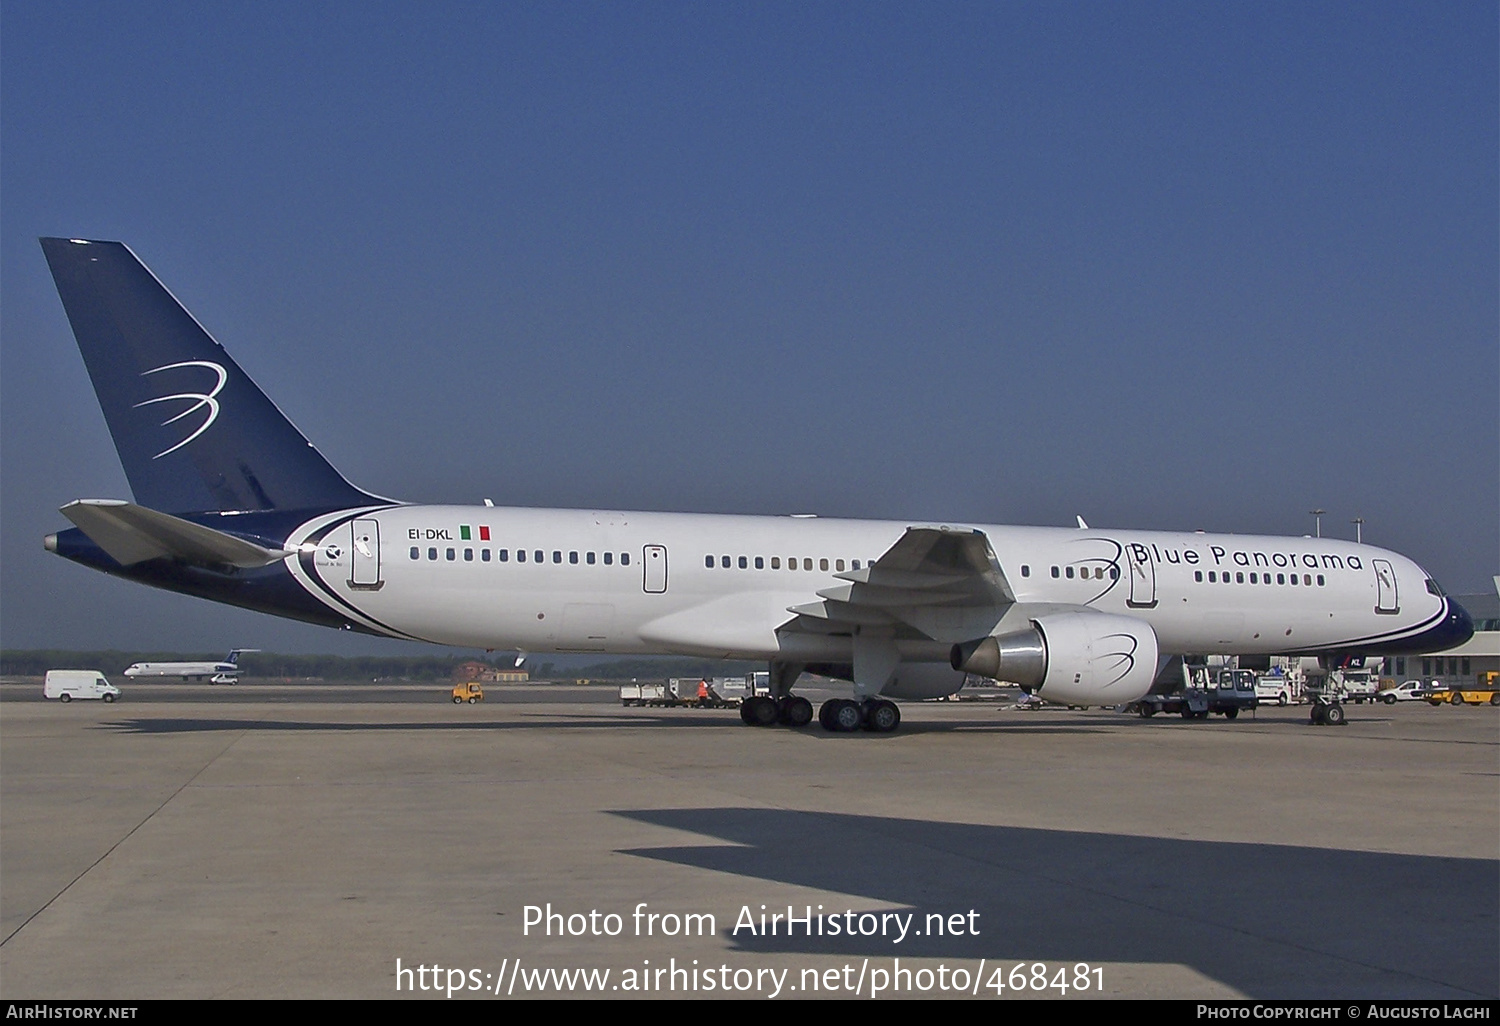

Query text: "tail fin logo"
[133, 361, 228, 458]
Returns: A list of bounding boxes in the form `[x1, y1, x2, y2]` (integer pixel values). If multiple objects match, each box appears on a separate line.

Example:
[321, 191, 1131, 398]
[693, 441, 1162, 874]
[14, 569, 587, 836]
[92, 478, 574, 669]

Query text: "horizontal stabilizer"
[60, 500, 294, 569]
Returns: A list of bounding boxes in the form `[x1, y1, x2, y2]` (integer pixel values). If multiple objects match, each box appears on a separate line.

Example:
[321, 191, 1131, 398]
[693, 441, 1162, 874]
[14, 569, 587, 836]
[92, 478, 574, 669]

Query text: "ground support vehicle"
[1128, 666, 1259, 720]
[619, 679, 741, 708]
[1255, 673, 1299, 706]
[1379, 680, 1433, 704]
[1329, 667, 1382, 704]
[1426, 684, 1500, 707]
[451, 681, 484, 704]
[44, 670, 120, 703]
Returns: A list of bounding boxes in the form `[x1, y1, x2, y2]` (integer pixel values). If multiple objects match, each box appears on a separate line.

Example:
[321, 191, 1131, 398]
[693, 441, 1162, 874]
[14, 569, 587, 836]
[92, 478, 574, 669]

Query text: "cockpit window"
[1425, 578, 1446, 597]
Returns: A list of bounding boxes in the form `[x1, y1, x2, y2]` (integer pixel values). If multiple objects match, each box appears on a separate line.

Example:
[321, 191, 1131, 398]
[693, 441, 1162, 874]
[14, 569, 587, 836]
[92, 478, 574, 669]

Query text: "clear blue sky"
[2, 2, 1495, 655]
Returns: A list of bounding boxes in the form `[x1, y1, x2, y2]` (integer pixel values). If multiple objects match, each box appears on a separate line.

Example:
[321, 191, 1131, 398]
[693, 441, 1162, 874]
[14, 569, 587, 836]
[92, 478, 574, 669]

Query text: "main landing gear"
[818, 698, 900, 733]
[738, 660, 901, 732]
[739, 694, 813, 727]
[739, 695, 901, 732]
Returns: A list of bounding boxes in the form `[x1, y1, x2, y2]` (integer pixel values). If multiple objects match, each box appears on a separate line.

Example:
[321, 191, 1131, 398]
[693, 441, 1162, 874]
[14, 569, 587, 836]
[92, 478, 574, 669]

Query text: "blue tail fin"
[40, 238, 381, 514]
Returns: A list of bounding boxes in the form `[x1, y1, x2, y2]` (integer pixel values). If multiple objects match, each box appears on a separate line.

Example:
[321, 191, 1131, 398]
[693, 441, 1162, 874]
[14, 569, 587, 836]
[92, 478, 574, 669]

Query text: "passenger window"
[428, 548, 438, 561]
[604, 552, 613, 565]
[739, 556, 747, 569]
[1110, 566, 1119, 579]
[552, 551, 561, 564]
[1194, 571, 1203, 582]
[1316, 574, 1324, 586]
[852, 560, 860, 571]
[787, 558, 796, 571]
[569, 551, 578, 564]
[1208, 572, 1216, 582]
[755, 557, 764, 569]
[1020, 565, 1030, 577]
[771, 557, 781, 569]
[836, 559, 845, 572]
[803, 558, 812, 571]
[721, 555, 730, 568]
[1051, 566, 1060, 578]
[1235, 572, 1243, 583]
[706, 555, 714, 568]
[1065, 566, 1074, 579]
[464, 548, 473, 561]
[499, 549, 509, 562]
[410, 547, 419, 560]
[518, 550, 527, 562]
[587, 552, 595, 564]
[482, 549, 491, 562]
[446, 548, 455, 561]
[621, 552, 630, 566]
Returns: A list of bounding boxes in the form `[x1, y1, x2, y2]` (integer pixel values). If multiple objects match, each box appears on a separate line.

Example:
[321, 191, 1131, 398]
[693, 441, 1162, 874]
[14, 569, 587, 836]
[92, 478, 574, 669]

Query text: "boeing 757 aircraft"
[122, 649, 254, 683]
[38, 239, 1473, 732]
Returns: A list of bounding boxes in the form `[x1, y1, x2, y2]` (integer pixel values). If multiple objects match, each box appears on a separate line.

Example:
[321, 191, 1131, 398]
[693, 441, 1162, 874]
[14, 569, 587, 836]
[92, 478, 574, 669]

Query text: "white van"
[43, 670, 121, 703]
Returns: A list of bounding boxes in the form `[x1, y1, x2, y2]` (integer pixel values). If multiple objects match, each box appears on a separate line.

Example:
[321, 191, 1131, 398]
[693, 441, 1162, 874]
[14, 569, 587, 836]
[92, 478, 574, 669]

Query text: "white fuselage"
[285, 505, 1444, 664]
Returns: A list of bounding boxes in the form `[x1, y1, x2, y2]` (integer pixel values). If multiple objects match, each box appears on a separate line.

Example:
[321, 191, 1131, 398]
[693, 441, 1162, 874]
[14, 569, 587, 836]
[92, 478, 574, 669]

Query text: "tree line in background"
[0, 650, 758, 683]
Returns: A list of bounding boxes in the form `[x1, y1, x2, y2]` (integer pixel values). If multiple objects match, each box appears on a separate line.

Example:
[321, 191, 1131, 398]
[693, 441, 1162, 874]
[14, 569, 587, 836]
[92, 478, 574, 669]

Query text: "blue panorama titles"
[523, 903, 980, 943]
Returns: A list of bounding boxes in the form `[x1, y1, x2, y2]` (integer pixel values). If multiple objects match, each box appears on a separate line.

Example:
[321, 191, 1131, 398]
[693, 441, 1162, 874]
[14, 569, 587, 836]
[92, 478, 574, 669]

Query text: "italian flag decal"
[459, 525, 491, 541]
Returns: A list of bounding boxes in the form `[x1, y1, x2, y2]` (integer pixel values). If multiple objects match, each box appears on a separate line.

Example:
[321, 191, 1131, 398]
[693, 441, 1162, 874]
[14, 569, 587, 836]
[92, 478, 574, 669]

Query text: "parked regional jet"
[122, 649, 255, 684]
[38, 239, 1473, 732]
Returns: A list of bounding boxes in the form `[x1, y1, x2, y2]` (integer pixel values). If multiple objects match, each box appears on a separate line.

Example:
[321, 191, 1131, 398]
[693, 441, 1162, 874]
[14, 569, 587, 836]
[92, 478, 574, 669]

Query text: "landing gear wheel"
[864, 700, 900, 733]
[1311, 703, 1327, 725]
[741, 695, 778, 726]
[778, 696, 814, 727]
[1324, 703, 1346, 726]
[820, 699, 863, 732]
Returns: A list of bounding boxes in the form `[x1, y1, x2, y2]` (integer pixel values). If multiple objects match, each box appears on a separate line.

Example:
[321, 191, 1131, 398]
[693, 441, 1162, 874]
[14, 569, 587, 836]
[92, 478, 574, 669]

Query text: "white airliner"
[38, 239, 1473, 732]
[122, 649, 254, 684]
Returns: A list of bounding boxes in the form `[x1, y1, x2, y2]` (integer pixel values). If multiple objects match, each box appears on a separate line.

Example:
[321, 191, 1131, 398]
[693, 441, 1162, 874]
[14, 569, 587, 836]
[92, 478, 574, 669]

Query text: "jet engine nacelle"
[950, 610, 1158, 706]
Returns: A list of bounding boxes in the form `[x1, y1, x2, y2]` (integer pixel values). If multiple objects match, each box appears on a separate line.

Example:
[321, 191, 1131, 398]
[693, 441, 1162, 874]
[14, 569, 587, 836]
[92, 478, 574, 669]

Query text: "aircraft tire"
[1310, 704, 1326, 725]
[1325, 704, 1346, 726]
[743, 696, 778, 727]
[864, 700, 900, 733]
[779, 696, 813, 727]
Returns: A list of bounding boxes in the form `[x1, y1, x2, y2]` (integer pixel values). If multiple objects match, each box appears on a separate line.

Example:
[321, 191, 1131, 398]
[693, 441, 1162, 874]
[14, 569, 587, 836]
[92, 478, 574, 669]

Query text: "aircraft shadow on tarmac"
[97, 714, 1119, 736]
[612, 807, 1498, 999]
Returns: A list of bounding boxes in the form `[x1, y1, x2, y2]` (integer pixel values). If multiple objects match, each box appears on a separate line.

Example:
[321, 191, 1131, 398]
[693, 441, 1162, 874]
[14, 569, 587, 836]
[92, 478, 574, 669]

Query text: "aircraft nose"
[1434, 598, 1475, 650]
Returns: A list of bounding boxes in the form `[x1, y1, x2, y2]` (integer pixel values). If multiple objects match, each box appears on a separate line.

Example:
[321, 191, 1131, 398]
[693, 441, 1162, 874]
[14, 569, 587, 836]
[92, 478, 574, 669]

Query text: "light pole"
[1309, 509, 1325, 538]
[1351, 516, 1364, 544]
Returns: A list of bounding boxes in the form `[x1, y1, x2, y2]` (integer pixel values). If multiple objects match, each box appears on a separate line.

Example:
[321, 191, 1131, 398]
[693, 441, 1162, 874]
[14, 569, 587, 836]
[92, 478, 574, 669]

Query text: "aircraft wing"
[59, 500, 294, 569]
[785, 526, 1016, 643]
